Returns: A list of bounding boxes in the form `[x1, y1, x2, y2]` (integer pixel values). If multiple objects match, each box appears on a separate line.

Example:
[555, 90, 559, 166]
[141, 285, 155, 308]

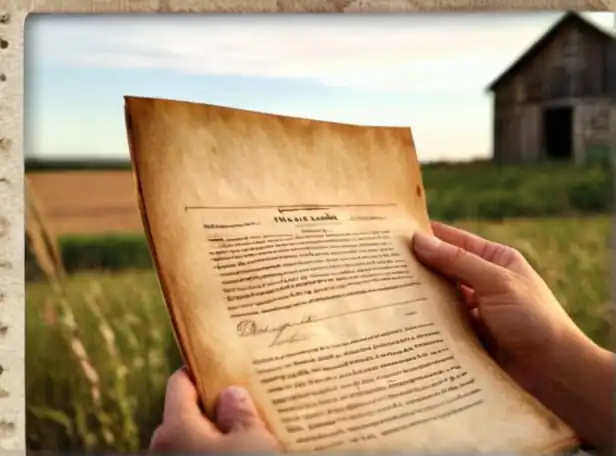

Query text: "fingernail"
[220, 386, 250, 405]
[413, 232, 442, 257]
[217, 386, 259, 433]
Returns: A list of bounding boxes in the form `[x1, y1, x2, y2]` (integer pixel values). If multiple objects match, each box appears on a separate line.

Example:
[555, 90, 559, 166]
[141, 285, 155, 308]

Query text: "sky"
[25, 12, 615, 163]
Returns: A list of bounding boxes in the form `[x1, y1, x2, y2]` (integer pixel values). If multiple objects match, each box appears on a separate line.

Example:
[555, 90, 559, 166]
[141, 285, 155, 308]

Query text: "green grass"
[24, 161, 613, 279]
[27, 271, 182, 451]
[25, 159, 612, 220]
[422, 161, 612, 220]
[25, 157, 134, 172]
[26, 215, 612, 451]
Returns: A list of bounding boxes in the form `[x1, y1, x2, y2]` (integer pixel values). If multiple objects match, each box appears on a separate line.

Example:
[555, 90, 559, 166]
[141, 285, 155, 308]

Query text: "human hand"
[149, 367, 281, 453]
[412, 221, 589, 385]
[412, 222, 613, 452]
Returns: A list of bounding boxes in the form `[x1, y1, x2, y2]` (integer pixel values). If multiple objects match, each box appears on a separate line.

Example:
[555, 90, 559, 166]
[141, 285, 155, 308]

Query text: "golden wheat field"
[27, 171, 143, 235]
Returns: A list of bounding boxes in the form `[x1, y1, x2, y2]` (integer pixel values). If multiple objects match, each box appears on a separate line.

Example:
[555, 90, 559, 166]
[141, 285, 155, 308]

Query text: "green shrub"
[26, 157, 132, 172]
[60, 234, 153, 272]
[26, 234, 154, 280]
[24, 162, 612, 276]
[585, 146, 611, 166]
[423, 161, 612, 221]
[567, 168, 612, 213]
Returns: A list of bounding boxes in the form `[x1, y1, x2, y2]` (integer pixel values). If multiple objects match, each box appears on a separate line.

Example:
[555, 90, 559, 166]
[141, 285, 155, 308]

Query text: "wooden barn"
[487, 12, 616, 164]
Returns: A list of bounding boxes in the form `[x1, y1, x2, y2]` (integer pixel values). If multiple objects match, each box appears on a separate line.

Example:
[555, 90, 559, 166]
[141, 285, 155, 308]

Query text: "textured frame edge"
[0, 5, 25, 453]
[3, 0, 616, 453]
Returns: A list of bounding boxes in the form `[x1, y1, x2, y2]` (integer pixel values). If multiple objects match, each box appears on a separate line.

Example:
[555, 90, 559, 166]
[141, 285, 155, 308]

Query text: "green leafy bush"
[423, 161, 612, 221]
[26, 234, 154, 280]
[567, 169, 613, 213]
[24, 161, 612, 275]
[60, 234, 153, 272]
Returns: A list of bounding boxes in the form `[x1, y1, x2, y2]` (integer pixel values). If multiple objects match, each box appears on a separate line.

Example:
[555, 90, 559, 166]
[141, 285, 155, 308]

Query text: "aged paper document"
[125, 96, 577, 453]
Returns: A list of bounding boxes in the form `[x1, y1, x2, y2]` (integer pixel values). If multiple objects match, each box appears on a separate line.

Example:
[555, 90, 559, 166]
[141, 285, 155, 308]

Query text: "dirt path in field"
[27, 171, 144, 235]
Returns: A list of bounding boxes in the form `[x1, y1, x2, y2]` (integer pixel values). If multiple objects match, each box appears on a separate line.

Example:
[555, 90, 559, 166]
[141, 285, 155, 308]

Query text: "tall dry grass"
[27, 269, 179, 451]
[26, 177, 150, 451]
[25, 170, 611, 451]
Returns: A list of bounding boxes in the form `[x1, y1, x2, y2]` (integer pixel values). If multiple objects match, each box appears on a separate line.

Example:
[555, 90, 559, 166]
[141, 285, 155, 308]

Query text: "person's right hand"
[413, 221, 583, 385]
[412, 222, 613, 452]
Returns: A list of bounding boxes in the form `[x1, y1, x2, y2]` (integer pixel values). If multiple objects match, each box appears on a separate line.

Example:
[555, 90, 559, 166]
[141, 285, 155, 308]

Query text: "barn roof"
[486, 11, 615, 92]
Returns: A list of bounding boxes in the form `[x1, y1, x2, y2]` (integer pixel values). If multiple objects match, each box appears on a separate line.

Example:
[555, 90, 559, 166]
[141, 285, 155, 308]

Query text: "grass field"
[25, 161, 611, 235]
[26, 215, 612, 452]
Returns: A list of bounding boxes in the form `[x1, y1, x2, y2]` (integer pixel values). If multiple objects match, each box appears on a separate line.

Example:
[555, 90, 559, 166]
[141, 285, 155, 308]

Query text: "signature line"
[251, 297, 427, 335]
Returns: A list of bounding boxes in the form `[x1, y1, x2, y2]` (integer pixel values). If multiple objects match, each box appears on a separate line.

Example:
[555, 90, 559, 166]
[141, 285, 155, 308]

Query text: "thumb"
[412, 231, 507, 294]
[215, 386, 264, 434]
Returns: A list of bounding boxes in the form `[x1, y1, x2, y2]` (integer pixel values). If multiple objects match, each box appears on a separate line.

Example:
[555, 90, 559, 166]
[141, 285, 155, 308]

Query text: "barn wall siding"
[497, 109, 525, 164]
[495, 23, 610, 104]
[578, 102, 614, 161]
[606, 41, 616, 97]
[520, 105, 541, 162]
[573, 103, 585, 163]
[611, 105, 616, 165]
[579, 29, 609, 96]
[492, 100, 502, 163]
[491, 16, 614, 164]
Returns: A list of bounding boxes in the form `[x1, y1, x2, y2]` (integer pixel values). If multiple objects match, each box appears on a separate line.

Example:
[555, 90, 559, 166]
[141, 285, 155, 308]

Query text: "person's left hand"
[149, 367, 281, 453]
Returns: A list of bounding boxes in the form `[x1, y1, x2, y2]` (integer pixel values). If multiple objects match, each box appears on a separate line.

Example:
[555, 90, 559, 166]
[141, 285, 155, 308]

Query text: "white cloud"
[28, 12, 615, 94]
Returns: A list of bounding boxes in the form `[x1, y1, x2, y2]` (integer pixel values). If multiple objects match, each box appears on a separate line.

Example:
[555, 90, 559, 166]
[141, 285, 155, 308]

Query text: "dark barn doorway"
[542, 107, 573, 160]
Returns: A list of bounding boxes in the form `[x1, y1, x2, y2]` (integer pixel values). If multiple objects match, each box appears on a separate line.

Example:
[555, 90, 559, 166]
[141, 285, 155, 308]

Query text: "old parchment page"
[125, 96, 577, 453]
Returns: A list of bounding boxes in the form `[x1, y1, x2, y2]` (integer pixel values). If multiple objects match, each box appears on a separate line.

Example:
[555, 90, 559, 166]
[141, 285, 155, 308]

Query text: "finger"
[164, 368, 200, 419]
[432, 221, 487, 252]
[412, 231, 508, 294]
[163, 368, 219, 436]
[149, 425, 172, 452]
[431, 222, 524, 271]
[215, 386, 265, 434]
[468, 308, 497, 358]
[457, 283, 478, 309]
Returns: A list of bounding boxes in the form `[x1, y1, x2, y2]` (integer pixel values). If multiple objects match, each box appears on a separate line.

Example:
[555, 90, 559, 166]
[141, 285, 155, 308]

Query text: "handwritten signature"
[236, 316, 314, 347]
